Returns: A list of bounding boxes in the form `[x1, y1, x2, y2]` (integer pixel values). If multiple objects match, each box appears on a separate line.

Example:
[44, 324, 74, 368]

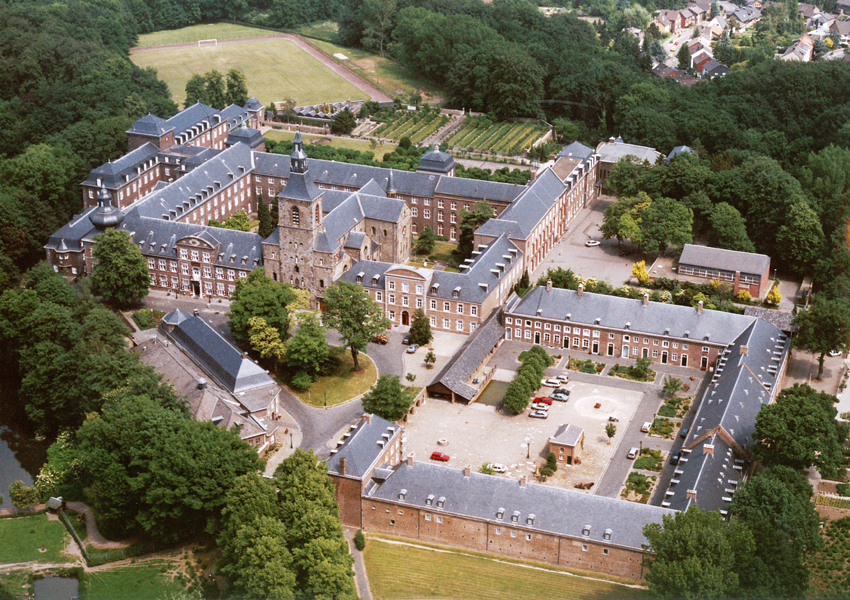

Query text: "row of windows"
[679, 266, 736, 282]
[149, 275, 235, 295]
[516, 328, 707, 353]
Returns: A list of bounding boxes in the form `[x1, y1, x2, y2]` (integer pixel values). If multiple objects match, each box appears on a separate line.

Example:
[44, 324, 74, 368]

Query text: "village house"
[548, 424, 585, 465]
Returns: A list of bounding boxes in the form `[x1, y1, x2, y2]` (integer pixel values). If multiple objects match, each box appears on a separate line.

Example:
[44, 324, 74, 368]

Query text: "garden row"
[446, 118, 546, 155]
[371, 108, 449, 144]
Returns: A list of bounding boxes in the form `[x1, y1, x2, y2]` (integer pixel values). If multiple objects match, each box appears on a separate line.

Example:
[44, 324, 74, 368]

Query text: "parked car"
[556, 374, 570, 382]
[641, 422, 652, 433]
[608, 416, 619, 422]
[371, 333, 388, 345]
[402, 335, 410, 345]
[533, 396, 553, 405]
[531, 402, 550, 411]
[406, 344, 419, 354]
[585, 240, 601, 247]
[529, 410, 549, 419]
[670, 451, 681, 465]
[680, 426, 690, 439]
[830, 349, 843, 357]
[627, 447, 639, 459]
[430, 451, 450, 462]
[491, 463, 508, 473]
[541, 378, 561, 387]
[552, 390, 570, 401]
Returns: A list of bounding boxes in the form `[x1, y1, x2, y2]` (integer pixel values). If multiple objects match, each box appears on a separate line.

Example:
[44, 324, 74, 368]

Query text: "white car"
[556, 374, 570, 382]
[829, 349, 843, 357]
[541, 378, 561, 387]
[585, 240, 601, 247]
[641, 422, 652, 433]
[491, 463, 507, 473]
[531, 402, 550, 411]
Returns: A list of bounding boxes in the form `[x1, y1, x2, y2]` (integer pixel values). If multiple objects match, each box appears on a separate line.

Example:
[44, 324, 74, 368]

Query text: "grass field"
[131, 36, 365, 108]
[85, 560, 190, 600]
[362, 537, 646, 600]
[133, 23, 272, 48]
[0, 514, 71, 564]
[264, 129, 398, 159]
[292, 347, 377, 407]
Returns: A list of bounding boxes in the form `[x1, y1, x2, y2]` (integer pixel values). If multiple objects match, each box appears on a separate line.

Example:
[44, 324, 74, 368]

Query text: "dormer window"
[496, 508, 505, 519]
[436, 497, 445, 508]
[511, 511, 520, 523]
[526, 514, 535, 525]
[356, 272, 364, 283]
[398, 489, 407, 500]
[426, 495, 434, 506]
[603, 529, 612, 540]
[582, 525, 591, 536]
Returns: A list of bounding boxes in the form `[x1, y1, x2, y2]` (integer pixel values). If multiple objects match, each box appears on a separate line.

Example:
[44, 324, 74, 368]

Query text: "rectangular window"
[444, 301, 450, 311]
[203, 266, 212, 278]
[511, 531, 517, 538]
[592, 331, 600, 338]
[506, 317, 512, 324]
[582, 339, 590, 349]
[443, 318, 450, 329]
[402, 282, 409, 292]
[603, 548, 609, 556]
[652, 349, 659, 358]
[430, 299, 437, 310]
[158, 259, 167, 271]
[217, 283, 225, 295]
[215, 267, 224, 279]
[573, 337, 580, 347]
[608, 332, 615, 339]
[672, 342, 679, 349]
[416, 284, 423, 295]
[430, 316, 437, 326]
[390, 310, 396, 320]
[653, 340, 659, 346]
[582, 328, 590, 336]
[424, 198, 430, 206]
[202, 252, 211, 263]
[438, 199, 444, 208]
[425, 514, 431, 521]
[471, 305, 478, 316]
[412, 207, 418, 217]
[148, 258, 155, 270]
[180, 248, 188, 259]
[524, 330, 532, 339]
[416, 298, 423, 308]
[526, 534, 532, 541]
[582, 544, 588, 552]
[564, 326, 570, 334]
[544, 333, 550, 342]
[388, 294, 395, 304]
[450, 213, 456, 223]
[388, 281, 396, 291]
[456, 319, 463, 332]
[662, 341, 670, 348]
[438, 211, 444, 222]
[544, 323, 551, 330]
[412, 197, 418, 204]
[169, 261, 177, 272]
[633, 346, 639, 355]
[376, 291, 383, 301]
[495, 527, 501, 535]
[516, 328, 522, 338]
[672, 353, 679, 362]
[402, 296, 409, 306]
[227, 270, 235, 281]
[181, 264, 189, 275]
[457, 303, 464, 314]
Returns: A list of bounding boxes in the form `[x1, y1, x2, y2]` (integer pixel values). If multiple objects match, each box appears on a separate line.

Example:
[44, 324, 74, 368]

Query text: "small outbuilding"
[548, 424, 585, 465]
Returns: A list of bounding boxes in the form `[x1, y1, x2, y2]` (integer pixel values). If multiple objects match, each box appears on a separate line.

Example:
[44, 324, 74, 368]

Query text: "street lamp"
[527, 443, 531, 459]
[290, 432, 293, 449]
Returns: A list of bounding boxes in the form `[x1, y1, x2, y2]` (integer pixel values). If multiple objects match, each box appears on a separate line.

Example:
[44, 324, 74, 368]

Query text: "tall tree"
[643, 506, 755, 599]
[776, 200, 826, 275]
[330, 108, 357, 135]
[228, 268, 296, 344]
[753, 383, 847, 476]
[204, 70, 227, 109]
[285, 312, 330, 382]
[600, 192, 649, 246]
[639, 197, 693, 255]
[414, 225, 436, 255]
[408, 308, 432, 347]
[361, 0, 397, 57]
[185, 74, 206, 107]
[225, 68, 249, 107]
[321, 281, 390, 372]
[677, 42, 691, 70]
[361, 375, 413, 421]
[91, 229, 150, 308]
[792, 296, 850, 379]
[257, 194, 275, 239]
[456, 200, 494, 261]
[248, 316, 287, 371]
[708, 203, 755, 253]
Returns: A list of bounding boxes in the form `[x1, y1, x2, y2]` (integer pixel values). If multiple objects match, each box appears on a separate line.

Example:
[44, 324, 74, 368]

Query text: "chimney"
[407, 452, 415, 466]
[643, 293, 649, 306]
[740, 345, 749, 356]
[242, 352, 249, 359]
[577, 284, 584, 298]
[520, 475, 528, 488]
[197, 378, 207, 390]
[703, 444, 714, 456]
[686, 489, 697, 501]
[697, 300, 703, 314]
[546, 279, 553, 292]
[363, 414, 372, 424]
[464, 465, 471, 477]
[339, 457, 346, 475]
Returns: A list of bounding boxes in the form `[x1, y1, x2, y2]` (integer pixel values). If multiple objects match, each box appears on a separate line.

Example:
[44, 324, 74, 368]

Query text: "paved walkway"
[343, 527, 373, 600]
[130, 35, 391, 102]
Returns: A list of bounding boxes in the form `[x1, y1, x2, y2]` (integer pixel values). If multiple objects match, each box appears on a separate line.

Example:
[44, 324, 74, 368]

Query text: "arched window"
[315, 205, 320, 224]
[291, 207, 300, 226]
[319, 279, 325, 288]
[294, 265, 300, 273]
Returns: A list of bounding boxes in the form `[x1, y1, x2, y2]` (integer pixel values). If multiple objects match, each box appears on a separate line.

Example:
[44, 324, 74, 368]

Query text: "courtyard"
[402, 379, 645, 493]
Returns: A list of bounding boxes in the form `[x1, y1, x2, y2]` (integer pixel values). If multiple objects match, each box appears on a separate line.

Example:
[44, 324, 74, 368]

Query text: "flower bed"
[633, 448, 663, 472]
[658, 396, 691, 418]
[650, 418, 676, 438]
[609, 363, 655, 382]
[568, 358, 604, 374]
[621, 472, 657, 504]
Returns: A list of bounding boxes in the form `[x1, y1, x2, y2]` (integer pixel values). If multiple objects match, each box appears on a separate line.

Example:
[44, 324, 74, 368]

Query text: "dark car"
[670, 451, 681, 465]
[430, 451, 450, 462]
[402, 335, 410, 345]
[680, 427, 690, 439]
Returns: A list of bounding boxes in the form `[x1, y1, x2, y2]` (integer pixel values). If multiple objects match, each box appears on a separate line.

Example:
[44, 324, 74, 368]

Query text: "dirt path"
[130, 35, 391, 103]
[64, 502, 139, 550]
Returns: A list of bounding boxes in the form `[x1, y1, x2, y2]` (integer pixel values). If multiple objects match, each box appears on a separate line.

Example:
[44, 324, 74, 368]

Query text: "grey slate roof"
[127, 113, 171, 136]
[480, 168, 566, 240]
[44, 206, 100, 252]
[226, 127, 264, 148]
[417, 145, 456, 174]
[557, 142, 595, 161]
[679, 243, 770, 276]
[507, 286, 755, 346]
[431, 234, 522, 303]
[434, 177, 525, 203]
[84, 143, 160, 188]
[244, 97, 263, 111]
[666, 146, 695, 162]
[368, 461, 675, 551]
[337, 260, 393, 288]
[279, 171, 322, 203]
[665, 434, 742, 512]
[596, 140, 662, 164]
[166, 102, 220, 139]
[428, 308, 505, 402]
[326, 414, 401, 478]
[163, 310, 276, 394]
[550, 424, 584, 446]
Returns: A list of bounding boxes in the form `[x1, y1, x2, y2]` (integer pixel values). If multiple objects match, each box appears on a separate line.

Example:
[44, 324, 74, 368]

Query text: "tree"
[456, 200, 495, 261]
[361, 0, 397, 57]
[414, 225, 436, 255]
[361, 375, 413, 421]
[185, 74, 206, 107]
[331, 108, 357, 135]
[643, 506, 755, 599]
[204, 70, 227, 109]
[209, 210, 250, 231]
[729, 466, 822, 598]
[708, 203, 755, 253]
[408, 308, 432, 346]
[552, 117, 580, 143]
[424, 351, 436, 369]
[776, 200, 826, 275]
[257, 195, 275, 239]
[792, 296, 850, 379]
[286, 312, 330, 382]
[321, 281, 390, 372]
[639, 197, 693, 255]
[91, 229, 149, 307]
[228, 268, 296, 344]
[224, 516, 297, 600]
[649, 39, 666, 63]
[9, 481, 39, 509]
[354, 529, 366, 551]
[225, 68, 248, 107]
[600, 192, 649, 245]
[753, 383, 847, 476]
[632, 356, 652, 378]
[677, 42, 691, 70]
[605, 423, 616, 444]
[662, 376, 683, 397]
[248, 316, 287, 371]
[631, 260, 650, 285]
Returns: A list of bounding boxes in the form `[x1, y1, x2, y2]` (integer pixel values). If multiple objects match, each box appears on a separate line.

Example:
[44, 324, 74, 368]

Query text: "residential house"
[702, 58, 731, 76]
[778, 34, 815, 61]
[837, 0, 850, 15]
[731, 5, 762, 28]
[651, 64, 703, 86]
[830, 19, 850, 43]
[549, 424, 585, 465]
[677, 244, 771, 298]
[595, 137, 662, 184]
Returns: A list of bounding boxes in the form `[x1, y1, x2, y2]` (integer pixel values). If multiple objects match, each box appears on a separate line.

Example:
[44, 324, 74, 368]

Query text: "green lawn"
[131, 37, 365, 108]
[133, 23, 276, 48]
[0, 514, 71, 564]
[84, 560, 191, 600]
[292, 347, 377, 407]
[0, 570, 30, 598]
[264, 129, 398, 160]
[362, 537, 646, 600]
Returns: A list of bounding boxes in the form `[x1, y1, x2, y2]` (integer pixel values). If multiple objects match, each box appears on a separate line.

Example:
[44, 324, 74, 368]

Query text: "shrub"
[736, 289, 752, 302]
[133, 309, 152, 329]
[546, 452, 558, 472]
[290, 371, 313, 390]
[354, 529, 366, 551]
[837, 483, 850, 497]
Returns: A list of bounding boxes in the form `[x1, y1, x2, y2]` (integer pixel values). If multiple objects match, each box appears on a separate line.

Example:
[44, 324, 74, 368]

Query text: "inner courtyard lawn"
[0, 513, 71, 564]
[291, 347, 376, 408]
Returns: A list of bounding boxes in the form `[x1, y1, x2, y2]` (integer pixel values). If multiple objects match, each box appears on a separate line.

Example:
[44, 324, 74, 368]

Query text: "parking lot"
[402, 379, 645, 492]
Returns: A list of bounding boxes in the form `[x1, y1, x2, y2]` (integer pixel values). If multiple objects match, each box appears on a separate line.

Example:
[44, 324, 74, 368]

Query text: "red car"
[430, 451, 450, 462]
[533, 396, 553, 405]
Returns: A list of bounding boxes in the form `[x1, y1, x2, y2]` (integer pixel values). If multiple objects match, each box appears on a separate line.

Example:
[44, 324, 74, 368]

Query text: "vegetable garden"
[370, 108, 450, 144]
[446, 116, 547, 155]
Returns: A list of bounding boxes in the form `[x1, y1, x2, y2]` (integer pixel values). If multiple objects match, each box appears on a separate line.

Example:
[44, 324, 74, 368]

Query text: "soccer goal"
[198, 39, 217, 48]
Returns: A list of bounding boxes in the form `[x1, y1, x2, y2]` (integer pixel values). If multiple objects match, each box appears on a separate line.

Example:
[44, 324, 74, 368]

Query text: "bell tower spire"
[291, 131, 307, 174]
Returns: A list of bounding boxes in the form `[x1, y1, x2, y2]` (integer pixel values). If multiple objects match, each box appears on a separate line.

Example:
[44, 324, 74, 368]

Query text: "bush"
[837, 483, 850, 497]
[290, 371, 313, 390]
[354, 529, 366, 551]
[546, 452, 558, 472]
[736, 289, 752, 302]
[133, 309, 153, 329]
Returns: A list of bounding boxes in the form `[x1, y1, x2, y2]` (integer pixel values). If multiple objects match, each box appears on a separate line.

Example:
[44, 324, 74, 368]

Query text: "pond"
[475, 380, 509, 406]
[33, 575, 79, 600]
[0, 376, 48, 510]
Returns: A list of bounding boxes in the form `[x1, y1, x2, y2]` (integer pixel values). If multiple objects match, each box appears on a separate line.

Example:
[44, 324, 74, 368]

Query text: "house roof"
[417, 145, 456, 174]
[476, 168, 566, 240]
[84, 143, 160, 189]
[557, 142, 595, 161]
[678, 243, 770, 276]
[127, 113, 171, 137]
[743, 306, 795, 332]
[367, 462, 675, 551]
[549, 424, 584, 447]
[595, 139, 662, 165]
[667, 146, 695, 162]
[427, 308, 505, 402]
[326, 414, 401, 478]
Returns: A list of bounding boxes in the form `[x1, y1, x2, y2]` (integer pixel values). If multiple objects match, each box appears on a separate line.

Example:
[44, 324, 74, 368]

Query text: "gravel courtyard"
[402, 381, 645, 492]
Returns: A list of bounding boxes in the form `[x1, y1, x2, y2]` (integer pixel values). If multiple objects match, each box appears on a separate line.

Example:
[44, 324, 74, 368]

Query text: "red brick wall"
[332, 476, 364, 528]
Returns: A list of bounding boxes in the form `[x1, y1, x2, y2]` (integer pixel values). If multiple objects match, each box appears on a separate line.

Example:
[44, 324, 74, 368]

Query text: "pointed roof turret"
[89, 187, 125, 230]
[291, 131, 308, 174]
[386, 168, 397, 193]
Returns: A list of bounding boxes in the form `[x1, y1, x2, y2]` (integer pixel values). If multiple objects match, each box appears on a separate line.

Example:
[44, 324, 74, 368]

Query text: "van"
[627, 447, 639, 459]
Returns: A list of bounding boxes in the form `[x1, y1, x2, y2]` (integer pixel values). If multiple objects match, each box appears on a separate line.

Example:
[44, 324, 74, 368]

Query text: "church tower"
[275, 132, 323, 294]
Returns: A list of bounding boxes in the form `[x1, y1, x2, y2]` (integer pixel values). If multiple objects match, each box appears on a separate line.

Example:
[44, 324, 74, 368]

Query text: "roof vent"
[197, 378, 207, 390]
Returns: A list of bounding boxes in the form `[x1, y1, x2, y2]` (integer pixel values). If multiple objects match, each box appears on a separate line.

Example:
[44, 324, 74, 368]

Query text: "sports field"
[362, 536, 647, 600]
[131, 37, 365, 108]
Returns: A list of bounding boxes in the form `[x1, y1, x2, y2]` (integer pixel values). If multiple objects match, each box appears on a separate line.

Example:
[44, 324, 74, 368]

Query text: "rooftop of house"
[549, 424, 584, 447]
[595, 138, 662, 165]
[366, 461, 675, 551]
[417, 145, 456, 174]
[326, 414, 401, 479]
[475, 168, 567, 240]
[557, 141, 595, 161]
[506, 286, 756, 346]
[678, 243, 771, 276]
